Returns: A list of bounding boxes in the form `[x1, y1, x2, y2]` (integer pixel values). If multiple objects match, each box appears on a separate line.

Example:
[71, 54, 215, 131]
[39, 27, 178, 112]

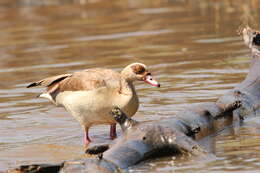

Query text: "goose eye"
[136, 67, 145, 74]
[132, 65, 146, 74]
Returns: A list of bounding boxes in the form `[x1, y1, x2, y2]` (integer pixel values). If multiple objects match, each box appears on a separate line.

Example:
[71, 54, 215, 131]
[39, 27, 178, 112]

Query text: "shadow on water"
[0, 0, 260, 172]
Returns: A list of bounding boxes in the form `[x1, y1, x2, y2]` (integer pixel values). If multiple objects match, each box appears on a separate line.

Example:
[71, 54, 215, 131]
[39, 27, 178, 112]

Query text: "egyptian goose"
[27, 63, 160, 146]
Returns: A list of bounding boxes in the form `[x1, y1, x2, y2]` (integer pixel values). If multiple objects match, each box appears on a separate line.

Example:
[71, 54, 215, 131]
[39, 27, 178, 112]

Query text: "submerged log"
[5, 27, 260, 173]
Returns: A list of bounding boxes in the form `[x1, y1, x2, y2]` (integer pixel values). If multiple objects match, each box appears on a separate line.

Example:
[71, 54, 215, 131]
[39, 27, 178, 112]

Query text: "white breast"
[55, 87, 138, 127]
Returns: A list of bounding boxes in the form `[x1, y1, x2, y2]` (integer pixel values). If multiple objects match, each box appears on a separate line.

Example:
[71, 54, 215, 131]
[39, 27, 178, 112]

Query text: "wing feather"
[27, 74, 72, 88]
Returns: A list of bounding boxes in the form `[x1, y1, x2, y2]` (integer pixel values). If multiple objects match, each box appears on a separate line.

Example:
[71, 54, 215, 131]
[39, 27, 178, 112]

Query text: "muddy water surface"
[0, 0, 260, 172]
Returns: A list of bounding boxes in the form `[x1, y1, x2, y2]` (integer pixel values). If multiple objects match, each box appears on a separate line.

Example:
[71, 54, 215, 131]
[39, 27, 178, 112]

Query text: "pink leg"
[110, 124, 117, 140]
[84, 126, 91, 147]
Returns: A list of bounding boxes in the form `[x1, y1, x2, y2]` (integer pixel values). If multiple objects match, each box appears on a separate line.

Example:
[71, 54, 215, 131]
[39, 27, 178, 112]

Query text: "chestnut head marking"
[131, 64, 146, 75]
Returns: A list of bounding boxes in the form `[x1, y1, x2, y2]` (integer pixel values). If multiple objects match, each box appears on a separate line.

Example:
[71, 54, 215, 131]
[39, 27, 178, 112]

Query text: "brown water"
[0, 0, 260, 172]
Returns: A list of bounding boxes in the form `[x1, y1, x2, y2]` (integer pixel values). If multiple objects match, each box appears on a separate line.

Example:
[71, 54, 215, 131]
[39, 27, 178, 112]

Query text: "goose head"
[121, 63, 160, 87]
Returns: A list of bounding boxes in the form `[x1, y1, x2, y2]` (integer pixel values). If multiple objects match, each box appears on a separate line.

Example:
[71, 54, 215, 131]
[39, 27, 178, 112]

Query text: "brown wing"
[58, 69, 121, 92]
[27, 68, 120, 94]
[27, 74, 72, 88]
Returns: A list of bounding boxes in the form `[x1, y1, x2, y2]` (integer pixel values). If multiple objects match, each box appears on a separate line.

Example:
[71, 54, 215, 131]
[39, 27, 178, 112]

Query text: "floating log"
[5, 27, 260, 173]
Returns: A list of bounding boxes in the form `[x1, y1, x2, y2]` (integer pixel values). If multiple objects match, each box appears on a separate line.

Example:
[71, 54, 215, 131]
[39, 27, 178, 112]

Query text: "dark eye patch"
[132, 65, 146, 74]
[253, 33, 260, 46]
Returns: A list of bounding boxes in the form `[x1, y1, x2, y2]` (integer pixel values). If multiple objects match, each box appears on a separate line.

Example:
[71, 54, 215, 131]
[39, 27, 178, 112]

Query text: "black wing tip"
[47, 76, 68, 87]
[27, 82, 38, 88]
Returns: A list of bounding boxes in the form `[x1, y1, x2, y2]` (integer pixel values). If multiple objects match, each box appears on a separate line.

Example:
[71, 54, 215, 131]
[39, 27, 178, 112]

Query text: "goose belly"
[55, 88, 137, 126]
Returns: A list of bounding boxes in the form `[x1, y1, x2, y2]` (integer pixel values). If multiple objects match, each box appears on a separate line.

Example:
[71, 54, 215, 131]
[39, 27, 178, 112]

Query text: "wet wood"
[4, 27, 260, 173]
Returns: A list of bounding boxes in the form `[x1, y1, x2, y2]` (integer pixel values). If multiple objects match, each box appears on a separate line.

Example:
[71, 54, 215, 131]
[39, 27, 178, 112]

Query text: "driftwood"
[5, 27, 260, 173]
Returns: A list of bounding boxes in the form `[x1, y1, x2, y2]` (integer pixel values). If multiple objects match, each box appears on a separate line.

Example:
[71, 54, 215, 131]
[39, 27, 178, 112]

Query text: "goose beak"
[144, 74, 160, 87]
